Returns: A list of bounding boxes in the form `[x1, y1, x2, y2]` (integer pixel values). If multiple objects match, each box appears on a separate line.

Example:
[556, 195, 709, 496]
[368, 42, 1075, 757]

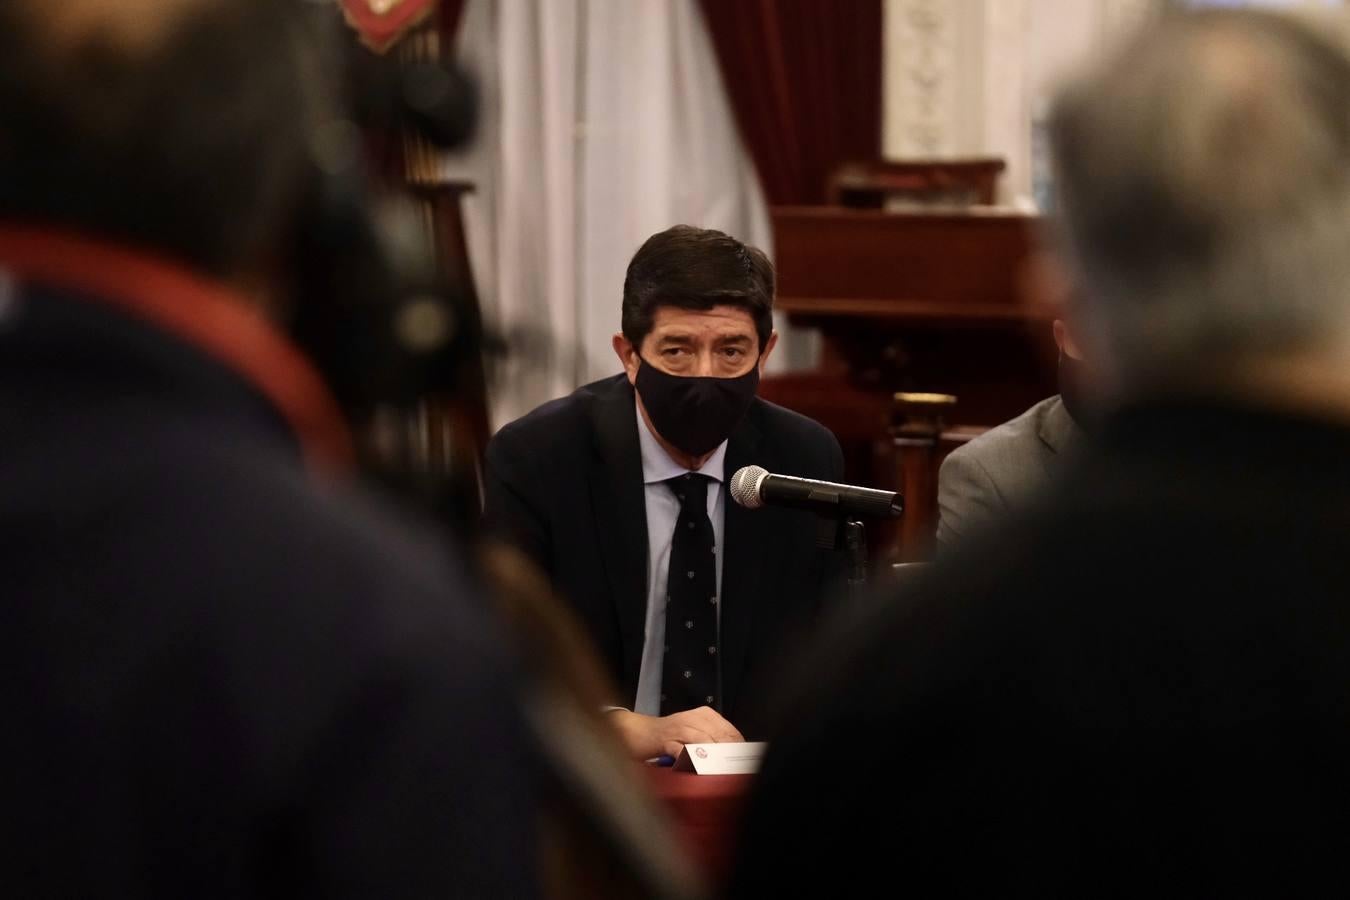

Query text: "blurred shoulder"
[141, 421, 496, 650]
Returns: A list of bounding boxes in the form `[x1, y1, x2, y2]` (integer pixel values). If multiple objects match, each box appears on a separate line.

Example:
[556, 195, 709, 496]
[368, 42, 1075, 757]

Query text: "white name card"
[673, 741, 766, 775]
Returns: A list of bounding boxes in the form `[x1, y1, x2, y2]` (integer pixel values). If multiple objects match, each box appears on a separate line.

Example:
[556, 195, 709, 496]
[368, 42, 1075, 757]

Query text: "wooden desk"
[644, 767, 752, 883]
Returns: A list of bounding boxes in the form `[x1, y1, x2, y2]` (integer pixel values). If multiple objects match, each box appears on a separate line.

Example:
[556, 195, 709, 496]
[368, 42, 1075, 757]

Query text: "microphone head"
[730, 465, 770, 510]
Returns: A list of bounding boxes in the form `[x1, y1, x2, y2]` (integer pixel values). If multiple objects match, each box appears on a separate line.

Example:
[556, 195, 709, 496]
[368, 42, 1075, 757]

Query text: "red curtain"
[697, 0, 883, 206]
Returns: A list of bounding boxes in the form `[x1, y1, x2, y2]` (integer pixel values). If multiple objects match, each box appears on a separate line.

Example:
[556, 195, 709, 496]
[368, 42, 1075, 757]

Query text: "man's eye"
[722, 347, 745, 358]
[662, 347, 690, 357]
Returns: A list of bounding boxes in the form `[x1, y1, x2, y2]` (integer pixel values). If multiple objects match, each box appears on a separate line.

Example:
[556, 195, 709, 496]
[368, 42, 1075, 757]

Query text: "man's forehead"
[649, 305, 757, 335]
[26, 0, 216, 58]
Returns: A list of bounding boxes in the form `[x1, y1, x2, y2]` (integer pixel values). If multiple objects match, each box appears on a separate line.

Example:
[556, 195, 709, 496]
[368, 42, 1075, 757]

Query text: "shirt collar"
[635, 397, 727, 485]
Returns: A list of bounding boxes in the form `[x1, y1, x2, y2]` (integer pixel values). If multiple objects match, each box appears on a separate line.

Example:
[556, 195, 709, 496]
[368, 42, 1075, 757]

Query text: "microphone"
[729, 465, 901, 519]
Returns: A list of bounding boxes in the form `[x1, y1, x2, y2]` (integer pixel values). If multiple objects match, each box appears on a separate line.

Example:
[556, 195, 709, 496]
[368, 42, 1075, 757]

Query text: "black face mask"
[1058, 353, 1092, 429]
[635, 356, 760, 457]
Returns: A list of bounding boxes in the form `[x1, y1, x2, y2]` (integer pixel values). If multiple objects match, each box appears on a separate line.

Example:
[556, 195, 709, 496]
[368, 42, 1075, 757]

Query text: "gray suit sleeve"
[936, 448, 1007, 554]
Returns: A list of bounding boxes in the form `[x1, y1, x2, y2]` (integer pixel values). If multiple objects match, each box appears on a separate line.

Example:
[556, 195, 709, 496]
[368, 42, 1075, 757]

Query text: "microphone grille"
[730, 465, 769, 510]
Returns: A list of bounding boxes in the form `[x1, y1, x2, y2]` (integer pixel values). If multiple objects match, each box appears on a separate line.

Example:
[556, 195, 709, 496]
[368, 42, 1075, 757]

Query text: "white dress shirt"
[632, 401, 726, 716]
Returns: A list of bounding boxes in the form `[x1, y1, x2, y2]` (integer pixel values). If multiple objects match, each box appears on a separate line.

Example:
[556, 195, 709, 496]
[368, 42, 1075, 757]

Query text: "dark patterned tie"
[660, 472, 719, 715]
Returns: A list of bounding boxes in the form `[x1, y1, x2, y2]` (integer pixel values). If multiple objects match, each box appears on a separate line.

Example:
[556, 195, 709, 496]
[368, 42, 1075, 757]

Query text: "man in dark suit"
[0, 3, 538, 896]
[733, 9, 1350, 895]
[486, 225, 844, 759]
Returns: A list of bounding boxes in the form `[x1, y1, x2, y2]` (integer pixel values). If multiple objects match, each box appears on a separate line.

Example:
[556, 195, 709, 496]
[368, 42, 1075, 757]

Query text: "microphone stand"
[819, 517, 870, 602]
[841, 519, 868, 600]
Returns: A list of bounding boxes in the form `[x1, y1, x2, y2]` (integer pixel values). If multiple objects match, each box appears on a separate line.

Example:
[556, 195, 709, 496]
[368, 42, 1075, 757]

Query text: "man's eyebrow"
[715, 334, 754, 346]
[655, 333, 696, 344]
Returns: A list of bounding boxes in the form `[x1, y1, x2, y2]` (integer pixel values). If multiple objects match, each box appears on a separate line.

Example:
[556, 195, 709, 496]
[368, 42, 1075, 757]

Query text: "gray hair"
[1048, 9, 1350, 388]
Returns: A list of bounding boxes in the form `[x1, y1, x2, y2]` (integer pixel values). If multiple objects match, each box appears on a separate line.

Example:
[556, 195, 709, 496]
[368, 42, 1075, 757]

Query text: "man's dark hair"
[622, 225, 775, 352]
[0, 1, 314, 278]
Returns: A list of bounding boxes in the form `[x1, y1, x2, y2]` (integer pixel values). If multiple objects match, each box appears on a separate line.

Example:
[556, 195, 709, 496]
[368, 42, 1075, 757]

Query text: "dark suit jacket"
[733, 400, 1350, 896]
[1, 283, 538, 898]
[484, 373, 843, 730]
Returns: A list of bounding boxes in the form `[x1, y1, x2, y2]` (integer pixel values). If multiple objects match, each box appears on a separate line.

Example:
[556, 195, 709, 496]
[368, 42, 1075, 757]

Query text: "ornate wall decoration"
[884, 0, 959, 157]
[884, 0, 1165, 204]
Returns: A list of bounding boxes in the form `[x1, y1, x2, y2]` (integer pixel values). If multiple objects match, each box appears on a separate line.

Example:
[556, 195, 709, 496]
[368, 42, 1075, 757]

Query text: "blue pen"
[653, 754, 676, 767]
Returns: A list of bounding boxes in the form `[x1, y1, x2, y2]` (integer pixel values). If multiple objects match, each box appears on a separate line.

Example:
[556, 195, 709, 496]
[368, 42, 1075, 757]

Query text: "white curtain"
[447, 0, 774, 429]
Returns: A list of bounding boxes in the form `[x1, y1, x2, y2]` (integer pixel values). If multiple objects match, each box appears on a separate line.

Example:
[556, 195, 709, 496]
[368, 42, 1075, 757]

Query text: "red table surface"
[644, 767, 754, 883]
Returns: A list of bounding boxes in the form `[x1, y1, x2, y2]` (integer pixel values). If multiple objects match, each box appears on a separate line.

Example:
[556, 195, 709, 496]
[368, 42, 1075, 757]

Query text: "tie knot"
[666, 472, 709, 509]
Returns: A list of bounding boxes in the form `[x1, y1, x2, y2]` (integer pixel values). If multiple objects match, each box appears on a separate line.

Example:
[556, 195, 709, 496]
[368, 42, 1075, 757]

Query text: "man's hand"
[607, 707, 745, 760]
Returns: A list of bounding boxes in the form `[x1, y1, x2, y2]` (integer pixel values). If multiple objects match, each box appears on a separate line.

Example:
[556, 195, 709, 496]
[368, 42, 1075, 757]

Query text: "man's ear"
[757, 331, 779, 373]
[1053, 319, 1084, 361]
[613, 333, 641, 385]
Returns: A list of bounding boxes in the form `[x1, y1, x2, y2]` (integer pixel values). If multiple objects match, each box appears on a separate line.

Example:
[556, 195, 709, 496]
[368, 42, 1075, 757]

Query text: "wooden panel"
[829, 158, 1006, 208]
[769, 206, 1057, 430]
[773, 207, 1051, 321]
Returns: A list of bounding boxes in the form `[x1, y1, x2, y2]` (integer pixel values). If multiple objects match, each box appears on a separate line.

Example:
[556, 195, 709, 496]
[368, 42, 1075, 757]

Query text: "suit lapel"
[719, 404, 765, 717]
[1039, 395, 1079, 456]
[587, 377, 650, 701]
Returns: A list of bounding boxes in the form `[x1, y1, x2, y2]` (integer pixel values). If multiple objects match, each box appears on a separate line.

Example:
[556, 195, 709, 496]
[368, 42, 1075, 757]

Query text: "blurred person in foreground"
[0, 1, 538, 896]
[485, 226, 844, 760]
[733, 9, 1350, 895]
